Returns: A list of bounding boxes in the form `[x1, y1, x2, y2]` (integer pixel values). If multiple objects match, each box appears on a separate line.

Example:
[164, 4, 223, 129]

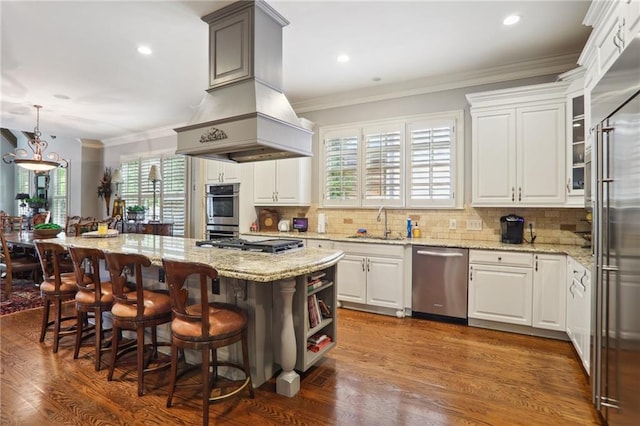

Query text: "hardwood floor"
[1, 307, 600, 425]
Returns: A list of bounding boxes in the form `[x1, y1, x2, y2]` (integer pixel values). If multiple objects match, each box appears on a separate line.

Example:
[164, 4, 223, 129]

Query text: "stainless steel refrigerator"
[591, 37, 640, 426]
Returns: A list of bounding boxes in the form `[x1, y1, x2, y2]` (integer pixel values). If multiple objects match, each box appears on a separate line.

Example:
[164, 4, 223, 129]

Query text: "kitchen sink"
[346, 235, 405, 241]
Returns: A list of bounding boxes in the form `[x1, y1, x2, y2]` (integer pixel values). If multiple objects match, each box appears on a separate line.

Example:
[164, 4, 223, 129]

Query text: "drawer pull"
[497, 256, 502, 261]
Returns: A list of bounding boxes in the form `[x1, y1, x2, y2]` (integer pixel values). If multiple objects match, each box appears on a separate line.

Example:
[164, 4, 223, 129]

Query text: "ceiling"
[0, 0, 592, 143]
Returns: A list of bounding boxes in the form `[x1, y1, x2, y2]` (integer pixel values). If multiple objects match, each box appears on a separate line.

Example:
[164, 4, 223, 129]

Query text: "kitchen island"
[48, 233, 344, 397]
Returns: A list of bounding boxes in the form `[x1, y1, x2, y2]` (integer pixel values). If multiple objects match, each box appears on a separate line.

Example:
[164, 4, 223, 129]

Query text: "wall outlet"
[449, 219, 457, 230]
[467, 219, 483, 231]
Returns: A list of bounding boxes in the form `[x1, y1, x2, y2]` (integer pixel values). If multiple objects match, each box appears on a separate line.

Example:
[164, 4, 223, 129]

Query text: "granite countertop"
[49, 234, 344, 282]
[244, 231, 594, 271]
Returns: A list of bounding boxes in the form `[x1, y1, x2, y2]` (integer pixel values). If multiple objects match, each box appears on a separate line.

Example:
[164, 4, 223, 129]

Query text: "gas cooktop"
[195, 238, 304, 254]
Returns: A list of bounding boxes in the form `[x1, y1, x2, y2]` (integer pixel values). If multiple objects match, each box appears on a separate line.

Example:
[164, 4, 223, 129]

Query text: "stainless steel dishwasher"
[412, 246, 469, 324]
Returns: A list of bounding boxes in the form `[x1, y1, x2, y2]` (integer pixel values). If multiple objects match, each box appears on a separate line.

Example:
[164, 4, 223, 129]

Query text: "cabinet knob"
[498, 257, 502, 261]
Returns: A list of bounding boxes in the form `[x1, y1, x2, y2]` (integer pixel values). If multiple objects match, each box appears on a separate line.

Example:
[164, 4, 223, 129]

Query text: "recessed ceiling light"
[53, 94, 71, 100]
[503, 15, 520, 26]
[337, 54, 350, 63]
[137, 45, 152, 55]
[372, 77, 381, 82]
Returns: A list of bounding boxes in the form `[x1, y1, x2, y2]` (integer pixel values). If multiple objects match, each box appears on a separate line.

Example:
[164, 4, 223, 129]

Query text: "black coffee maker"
[500, 214, 525, 244]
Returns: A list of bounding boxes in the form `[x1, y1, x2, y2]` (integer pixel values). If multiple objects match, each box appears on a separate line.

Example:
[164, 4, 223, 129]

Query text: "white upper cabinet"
[253, 157, 311, 206]
[579, 0, 640, 91]
[206, 159, 241, 183]
[467, 82, 569, 207]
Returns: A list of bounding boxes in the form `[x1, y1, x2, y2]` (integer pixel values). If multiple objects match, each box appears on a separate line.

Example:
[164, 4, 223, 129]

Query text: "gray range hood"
[175, 0, 312, 163]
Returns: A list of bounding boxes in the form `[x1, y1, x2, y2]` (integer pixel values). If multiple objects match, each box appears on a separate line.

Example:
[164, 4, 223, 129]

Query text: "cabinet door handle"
[275, 191, 279, 201]
[535, 255, 538, 271]
[469, 266, 473, 281]
[366, 258, 370, 272]
[567, 178, 571, 193]
[221, 172, 225, 182]
[518, 187, 522, 202]
[512, 187, 515, 202]
[569, 283, 575, 298]
[361, 258, 365, 272]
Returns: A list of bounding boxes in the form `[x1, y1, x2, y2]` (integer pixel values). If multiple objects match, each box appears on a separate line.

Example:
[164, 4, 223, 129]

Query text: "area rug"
[0, 278, 43, 316]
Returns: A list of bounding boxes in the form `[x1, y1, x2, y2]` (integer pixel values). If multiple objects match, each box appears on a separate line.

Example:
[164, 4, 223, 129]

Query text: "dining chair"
[0, 230, 41, 298]
[32, 212, 51, 226]
[64, 215, 82, 236]
[162, 259, 253, 425]
[34, 240, 90, 353]
[103, 251, 173, 396]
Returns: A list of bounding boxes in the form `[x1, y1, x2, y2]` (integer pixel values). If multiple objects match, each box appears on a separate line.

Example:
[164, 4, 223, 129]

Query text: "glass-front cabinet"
[563, 69, 586, 207]
[570, 95, 585, 193]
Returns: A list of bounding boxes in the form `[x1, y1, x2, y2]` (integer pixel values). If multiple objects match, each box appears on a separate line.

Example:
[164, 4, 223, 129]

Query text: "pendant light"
[2, 105, 69, 171]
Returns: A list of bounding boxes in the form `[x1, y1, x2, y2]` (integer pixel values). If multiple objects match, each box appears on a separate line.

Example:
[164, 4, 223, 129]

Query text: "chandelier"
[2, 105, 69, 171]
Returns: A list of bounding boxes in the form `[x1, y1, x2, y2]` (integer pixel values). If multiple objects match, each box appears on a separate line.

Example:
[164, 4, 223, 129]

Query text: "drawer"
[469, 249, 533, 268]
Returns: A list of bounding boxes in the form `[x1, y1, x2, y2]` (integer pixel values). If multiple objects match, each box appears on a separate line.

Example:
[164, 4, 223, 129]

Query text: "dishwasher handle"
[416, 250, 464, 257]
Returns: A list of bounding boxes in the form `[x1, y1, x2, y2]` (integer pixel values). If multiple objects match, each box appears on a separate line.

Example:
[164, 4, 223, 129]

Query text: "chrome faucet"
[376, 206, 391, 239]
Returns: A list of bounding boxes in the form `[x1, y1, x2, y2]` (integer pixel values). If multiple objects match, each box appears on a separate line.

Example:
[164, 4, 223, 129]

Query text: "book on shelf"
[318, 299, 332, 318]
[308, 272, 326, 283]
[307, 280, 325, 291]
[307, 295, 321, 328]
[308, 333, 329, 345]
[307, 337, 333, 353]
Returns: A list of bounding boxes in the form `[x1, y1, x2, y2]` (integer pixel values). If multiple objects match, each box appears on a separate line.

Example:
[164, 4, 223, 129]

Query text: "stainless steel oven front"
[206, 183, 239, 227]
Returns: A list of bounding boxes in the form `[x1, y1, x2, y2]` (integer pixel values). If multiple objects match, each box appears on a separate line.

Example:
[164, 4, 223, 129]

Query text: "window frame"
[119, 151, 188, 236]
[319, 110, 464, 209]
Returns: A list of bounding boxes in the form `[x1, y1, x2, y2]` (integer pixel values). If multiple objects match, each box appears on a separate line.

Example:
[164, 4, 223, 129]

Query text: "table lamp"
[148, 165, 162, 222]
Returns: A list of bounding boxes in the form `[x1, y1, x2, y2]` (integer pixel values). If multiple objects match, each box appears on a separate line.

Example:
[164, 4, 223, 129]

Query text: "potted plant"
[97, 167, 113, 215]
[127, 205, 146, 222]
[26, 196, 46, 209]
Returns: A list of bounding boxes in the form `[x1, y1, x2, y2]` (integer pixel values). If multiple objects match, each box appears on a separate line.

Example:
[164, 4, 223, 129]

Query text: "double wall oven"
[205, 183, 239, 240]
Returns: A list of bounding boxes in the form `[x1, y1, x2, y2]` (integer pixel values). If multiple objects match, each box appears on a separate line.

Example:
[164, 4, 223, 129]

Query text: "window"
[407, 117, 458, 207]
[323, 130, 359, 207]
[16, 168, 30, 216]
[50, 167, 68, 226]
[120, 154, 187, 236]
[320, 111, 464, 209]
[363, 124, 403, 206]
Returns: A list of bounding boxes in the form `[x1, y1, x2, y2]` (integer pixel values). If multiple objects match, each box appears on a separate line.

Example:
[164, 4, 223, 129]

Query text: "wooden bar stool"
[68, 246, 124, 371]
[103, 251, 172, 396]
[34, 241, 86, 353]
[162, 259, 254, 425]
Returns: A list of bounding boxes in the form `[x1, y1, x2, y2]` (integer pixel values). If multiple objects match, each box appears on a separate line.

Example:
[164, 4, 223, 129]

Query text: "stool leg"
[202, 345, 210, 426]
[137, 323, 145, 396]
[94, 307, 103, 371]
[52, 298, 62, 353]
[39, 298, 51, 343]
[108, 323, 120, 381]
[73, 310, 84, 359]
[166, 341, 178, 408]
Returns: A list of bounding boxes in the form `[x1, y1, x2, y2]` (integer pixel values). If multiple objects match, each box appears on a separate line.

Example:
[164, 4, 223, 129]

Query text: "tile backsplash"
[271, 204, 590, 246]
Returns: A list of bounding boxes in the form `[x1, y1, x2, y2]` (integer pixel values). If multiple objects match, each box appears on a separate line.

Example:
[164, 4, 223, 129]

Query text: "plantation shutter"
[140, 158, 159, 219]
[50, 167, 68, 226]
[363, 124, 402, 206]
[323, 130, 359, 207]
[407, 119, 455, 206]
[161, 155, 186, 236]
[120, 160, 140, 211]
[16, 168, 31, 215]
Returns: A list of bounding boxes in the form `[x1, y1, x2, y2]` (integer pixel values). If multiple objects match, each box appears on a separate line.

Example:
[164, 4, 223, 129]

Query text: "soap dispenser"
[407, 217, 412, 238]
[412, 221, 421, 238]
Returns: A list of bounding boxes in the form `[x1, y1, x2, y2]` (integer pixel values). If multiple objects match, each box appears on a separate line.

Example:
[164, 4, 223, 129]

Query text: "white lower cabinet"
[334, 242, 404, 315]
[469, 250, 566, 332]
[468, 262, 533, 326]
[566, 256, 591, 373]
[532, 254, 567, 331]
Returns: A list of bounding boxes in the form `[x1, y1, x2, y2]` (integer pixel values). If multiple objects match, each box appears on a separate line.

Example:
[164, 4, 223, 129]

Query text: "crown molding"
[101, 124, 181, 147]
[292, 52, 580, 113]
